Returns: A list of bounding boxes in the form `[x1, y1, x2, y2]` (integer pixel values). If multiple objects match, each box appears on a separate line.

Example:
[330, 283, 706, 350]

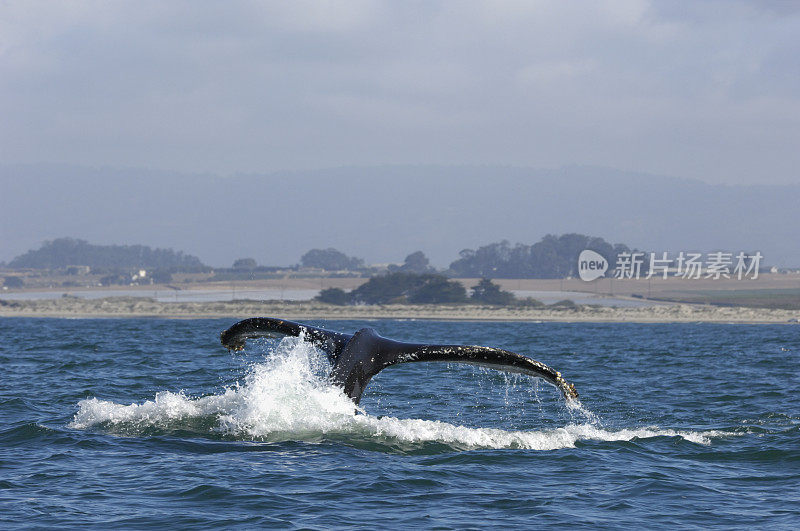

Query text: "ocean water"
[1, 318, 798, 528]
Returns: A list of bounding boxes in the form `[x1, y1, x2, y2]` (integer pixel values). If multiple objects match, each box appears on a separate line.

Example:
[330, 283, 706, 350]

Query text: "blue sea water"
[0, 318, 798, 528]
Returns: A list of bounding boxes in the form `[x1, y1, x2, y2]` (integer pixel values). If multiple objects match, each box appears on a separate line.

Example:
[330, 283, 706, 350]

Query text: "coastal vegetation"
[447, 233, 632, 278]
[9, 238, 208, 272]
[300, 248, 364, 271]
[14, 233, 795, 310]
[387, 251, 436, 274]
[232, 258, 257, 270]
[316, 288, 351, 305]
[4, 233, 632, 282]
[316, 272, 467, 305]
[470, 278, 515, 305]
[315, 274, 522, 306]
[296, 234, 634, 280]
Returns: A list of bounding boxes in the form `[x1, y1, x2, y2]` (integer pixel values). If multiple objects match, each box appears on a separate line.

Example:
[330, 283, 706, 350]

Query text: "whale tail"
[220, 317, 351, 358]
[220, 317, 578, 404]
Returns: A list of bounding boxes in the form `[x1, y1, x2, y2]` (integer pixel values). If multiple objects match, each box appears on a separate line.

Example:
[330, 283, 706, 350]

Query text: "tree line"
[8, 233, 632, 281]
[315, 273, 518, 306]
[447, 234, 631, 278]
[299, 233, 632, 279]
[7, 238, 209, 272]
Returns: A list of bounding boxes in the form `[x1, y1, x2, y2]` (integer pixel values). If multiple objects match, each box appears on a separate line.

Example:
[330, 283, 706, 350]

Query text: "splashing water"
[71, 336, 735, 451]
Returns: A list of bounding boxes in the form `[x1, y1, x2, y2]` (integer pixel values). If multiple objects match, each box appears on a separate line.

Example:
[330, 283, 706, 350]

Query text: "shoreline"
[1, 296, 798, 324]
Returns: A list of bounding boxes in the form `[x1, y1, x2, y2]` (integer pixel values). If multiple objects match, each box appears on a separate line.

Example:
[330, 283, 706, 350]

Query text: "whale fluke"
[220, 317, 351, 356]
[220, 317, 578, 404]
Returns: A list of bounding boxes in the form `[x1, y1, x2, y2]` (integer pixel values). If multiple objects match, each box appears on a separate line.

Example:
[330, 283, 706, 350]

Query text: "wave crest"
[71, 337, 734, 450]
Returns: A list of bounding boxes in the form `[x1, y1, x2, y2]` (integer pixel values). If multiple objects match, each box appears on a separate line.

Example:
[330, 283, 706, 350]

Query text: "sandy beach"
[1, 295, 798, 323]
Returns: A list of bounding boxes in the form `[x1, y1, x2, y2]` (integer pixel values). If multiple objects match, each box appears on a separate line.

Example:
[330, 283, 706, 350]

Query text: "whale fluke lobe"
[220, 317, 578, 404]
[220, 317, 351, 357]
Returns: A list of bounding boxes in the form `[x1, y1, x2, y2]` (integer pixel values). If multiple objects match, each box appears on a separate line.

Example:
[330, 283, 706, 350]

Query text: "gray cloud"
[1, 0, 798, 184]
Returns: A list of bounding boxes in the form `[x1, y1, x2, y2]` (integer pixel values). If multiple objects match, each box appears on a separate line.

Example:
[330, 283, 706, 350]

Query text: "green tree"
[448, 234, 633, 278]
[8, 237, 208, 271]
[409, 277, 466, 303]
[350, 272, 421, 304]
[300, 248, 364, 271]
[470, 278, 515, 305]
[389, 251, 435, 274]
[351, 272, 466, 305]
[232, 258, 257, 270]
[315, 287, 351, 305]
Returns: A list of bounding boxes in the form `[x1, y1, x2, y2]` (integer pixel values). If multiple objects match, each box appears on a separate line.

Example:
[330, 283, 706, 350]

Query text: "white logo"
[578, 250, 608, 281]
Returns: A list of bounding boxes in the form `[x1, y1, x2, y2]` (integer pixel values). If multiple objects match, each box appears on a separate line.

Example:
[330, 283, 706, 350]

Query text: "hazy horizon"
[2, 163, 798, 269]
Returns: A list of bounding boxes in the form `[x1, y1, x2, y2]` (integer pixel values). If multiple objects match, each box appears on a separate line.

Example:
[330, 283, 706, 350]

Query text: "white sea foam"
[71, 337, 735, 450]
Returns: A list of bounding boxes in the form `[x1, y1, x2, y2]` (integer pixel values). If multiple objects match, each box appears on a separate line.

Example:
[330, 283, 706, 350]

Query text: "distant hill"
[8, 238, 207, 271]
[1, 164, 798, 268]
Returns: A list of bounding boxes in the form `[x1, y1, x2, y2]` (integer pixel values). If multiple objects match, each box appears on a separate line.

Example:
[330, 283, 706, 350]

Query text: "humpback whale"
[221, 317, 578, 404]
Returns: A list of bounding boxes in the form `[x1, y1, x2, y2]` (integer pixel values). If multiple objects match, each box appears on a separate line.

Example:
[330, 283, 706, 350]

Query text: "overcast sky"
[1, 0, 798, 184]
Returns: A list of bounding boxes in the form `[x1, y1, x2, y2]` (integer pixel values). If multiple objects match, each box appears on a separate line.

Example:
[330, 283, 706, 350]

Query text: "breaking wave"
[71, 337, 736, 451]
